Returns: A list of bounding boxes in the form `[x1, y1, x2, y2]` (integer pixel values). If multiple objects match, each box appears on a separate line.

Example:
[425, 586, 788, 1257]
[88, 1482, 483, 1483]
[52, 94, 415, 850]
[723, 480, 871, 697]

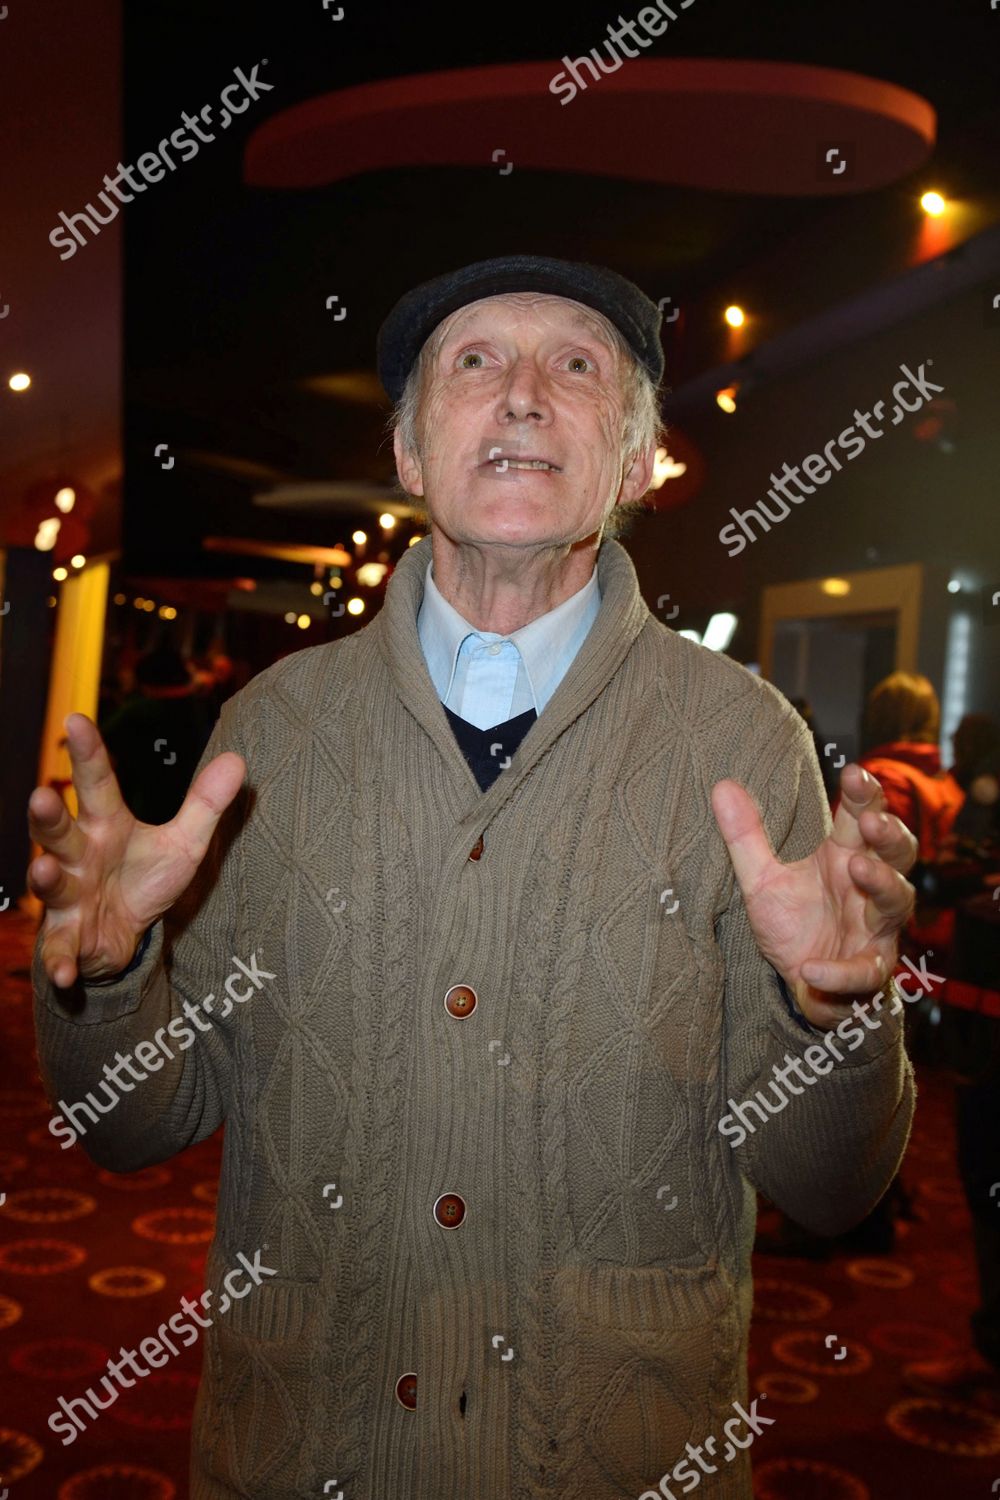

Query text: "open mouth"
[479, 451, 563, 473]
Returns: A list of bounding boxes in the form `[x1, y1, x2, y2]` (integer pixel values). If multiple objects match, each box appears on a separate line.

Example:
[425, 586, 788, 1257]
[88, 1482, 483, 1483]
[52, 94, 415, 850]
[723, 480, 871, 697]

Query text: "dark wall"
[629, 269, 1000, 725]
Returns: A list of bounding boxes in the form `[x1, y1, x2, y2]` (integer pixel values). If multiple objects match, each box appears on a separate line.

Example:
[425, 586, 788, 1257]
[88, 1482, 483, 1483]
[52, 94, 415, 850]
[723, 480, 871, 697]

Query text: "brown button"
[433, 1192, 466, 1229]
[444, 984, 477, 1019]
[468, 834, 484, 860]
[395, 1372, 417, 1410]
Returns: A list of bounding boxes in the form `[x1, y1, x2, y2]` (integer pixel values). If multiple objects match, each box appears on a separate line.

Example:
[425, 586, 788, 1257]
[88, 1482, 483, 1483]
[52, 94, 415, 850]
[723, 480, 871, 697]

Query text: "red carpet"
[3, 908, 998, 1497]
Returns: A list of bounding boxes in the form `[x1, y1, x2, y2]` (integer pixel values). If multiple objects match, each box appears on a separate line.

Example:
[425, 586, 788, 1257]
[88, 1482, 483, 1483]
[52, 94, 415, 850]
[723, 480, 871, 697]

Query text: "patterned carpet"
[2, 907, 998, 1498]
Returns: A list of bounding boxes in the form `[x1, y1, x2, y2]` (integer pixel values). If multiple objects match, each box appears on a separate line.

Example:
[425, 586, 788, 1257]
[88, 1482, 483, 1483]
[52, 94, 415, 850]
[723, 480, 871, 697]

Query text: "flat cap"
[376, 253, 664, 404]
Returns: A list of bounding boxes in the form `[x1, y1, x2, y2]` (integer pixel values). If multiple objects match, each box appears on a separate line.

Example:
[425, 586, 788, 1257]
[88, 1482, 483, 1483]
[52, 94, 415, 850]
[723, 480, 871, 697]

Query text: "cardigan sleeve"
[716, 696, 917, 1236]
[31, 692, 252, 1174]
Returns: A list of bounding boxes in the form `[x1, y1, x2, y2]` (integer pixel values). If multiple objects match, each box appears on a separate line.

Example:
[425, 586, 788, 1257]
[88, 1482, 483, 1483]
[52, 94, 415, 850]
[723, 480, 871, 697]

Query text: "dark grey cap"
[376, 253, 665, 404]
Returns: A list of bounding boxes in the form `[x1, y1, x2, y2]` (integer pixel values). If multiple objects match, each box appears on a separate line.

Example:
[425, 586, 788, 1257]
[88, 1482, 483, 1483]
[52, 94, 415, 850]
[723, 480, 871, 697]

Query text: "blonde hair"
[862, 672, 941, 752]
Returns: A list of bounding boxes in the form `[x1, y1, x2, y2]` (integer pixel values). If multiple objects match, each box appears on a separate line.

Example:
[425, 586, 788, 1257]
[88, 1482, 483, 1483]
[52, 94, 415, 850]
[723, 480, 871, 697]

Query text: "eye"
[459, 351, 485, 369]
[566, 355, 593, 373]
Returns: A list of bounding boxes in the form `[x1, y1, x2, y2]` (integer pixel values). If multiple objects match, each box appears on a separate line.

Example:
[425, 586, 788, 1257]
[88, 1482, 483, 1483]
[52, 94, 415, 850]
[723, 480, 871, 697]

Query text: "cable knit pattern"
[32, 536, 915, 1500]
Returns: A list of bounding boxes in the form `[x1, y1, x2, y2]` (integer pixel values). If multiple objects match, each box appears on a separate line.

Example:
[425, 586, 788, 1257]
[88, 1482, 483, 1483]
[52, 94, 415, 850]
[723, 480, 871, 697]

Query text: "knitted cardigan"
[33, 535, 915, 1500]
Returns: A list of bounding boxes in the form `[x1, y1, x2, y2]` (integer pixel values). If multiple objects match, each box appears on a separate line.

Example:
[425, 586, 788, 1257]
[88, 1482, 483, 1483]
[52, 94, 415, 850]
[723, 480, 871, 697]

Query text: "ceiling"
[3, 0, 999, 592]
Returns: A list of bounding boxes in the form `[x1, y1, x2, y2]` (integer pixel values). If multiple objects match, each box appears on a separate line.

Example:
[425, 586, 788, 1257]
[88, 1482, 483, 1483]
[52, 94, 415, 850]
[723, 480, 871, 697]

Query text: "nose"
[494, 356, 552, 425]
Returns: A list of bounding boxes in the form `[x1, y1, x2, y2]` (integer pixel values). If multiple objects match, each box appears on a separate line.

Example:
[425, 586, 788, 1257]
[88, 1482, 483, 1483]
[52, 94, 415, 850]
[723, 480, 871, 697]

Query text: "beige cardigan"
[33, 535, 915, 1499]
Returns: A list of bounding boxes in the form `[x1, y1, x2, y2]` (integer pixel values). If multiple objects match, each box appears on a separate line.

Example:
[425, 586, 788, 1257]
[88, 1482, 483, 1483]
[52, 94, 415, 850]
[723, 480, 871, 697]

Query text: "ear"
[393, 426, 425, 498]
[619, 442, 656, 503]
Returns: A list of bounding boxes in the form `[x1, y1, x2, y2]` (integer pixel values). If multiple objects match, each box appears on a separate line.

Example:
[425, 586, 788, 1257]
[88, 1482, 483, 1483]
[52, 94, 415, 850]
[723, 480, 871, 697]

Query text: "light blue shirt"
[416, 558, 602, 730]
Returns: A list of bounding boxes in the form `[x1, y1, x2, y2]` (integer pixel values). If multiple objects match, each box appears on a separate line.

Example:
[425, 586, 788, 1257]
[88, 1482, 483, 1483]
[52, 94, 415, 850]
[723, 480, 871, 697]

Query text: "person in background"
[949, 713, 1000, 850]
[100, 643, 214, 826]
[847, 672, 964, 862]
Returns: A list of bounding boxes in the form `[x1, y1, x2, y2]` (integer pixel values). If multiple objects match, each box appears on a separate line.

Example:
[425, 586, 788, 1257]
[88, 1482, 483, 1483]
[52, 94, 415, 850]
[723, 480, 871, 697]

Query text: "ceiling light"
[71, 554, 85, 568]
[296, 614, 311, 630]
[8, 372, 31, 392]
[724, 305, 745, 328]
[920, 191, 946, 217]
[55, 487, 76, 513]
[34, 517, 61, 551]
[351, 529, 367, 545]
[379, 513, 397, 530]
[347, 597, 365, 616]
[821, 578, 851, 597]
[356, 561, 388, 588]
[649, 447, 688, 490]
[52, 566, 68, 581]
[716, 386, 738, 414]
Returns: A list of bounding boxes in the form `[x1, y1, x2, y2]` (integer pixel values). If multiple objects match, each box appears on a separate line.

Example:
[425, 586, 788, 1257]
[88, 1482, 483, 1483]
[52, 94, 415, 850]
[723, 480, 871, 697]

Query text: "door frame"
[759, 564, 924, 682]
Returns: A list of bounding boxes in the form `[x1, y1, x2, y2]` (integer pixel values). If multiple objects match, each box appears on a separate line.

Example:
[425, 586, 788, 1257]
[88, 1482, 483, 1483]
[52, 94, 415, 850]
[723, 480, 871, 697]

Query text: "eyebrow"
[435, 320, 615, 359]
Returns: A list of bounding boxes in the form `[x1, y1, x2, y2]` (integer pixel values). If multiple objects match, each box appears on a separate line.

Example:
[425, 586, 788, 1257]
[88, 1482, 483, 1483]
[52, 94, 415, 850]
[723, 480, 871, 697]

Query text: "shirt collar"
[417, 556, 601, 709]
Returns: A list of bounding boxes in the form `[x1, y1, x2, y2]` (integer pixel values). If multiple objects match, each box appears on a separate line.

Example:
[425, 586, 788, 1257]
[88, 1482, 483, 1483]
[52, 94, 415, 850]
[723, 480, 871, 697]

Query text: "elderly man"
[30, 255, 918, 1500]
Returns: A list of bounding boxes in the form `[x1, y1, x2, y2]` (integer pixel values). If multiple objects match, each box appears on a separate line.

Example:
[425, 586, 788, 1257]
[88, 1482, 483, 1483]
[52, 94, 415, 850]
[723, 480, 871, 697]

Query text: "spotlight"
[920, 191, 946, 217]
[724, 305, 745, 328]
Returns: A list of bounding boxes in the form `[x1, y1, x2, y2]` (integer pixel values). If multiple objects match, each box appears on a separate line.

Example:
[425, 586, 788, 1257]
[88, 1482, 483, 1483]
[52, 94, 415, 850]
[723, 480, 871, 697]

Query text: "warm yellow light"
[346, 597, 365, 616]
[284, 611, 297, 623]
[34, 517, 61, 551]
[309, 581, 323, 596]
[55, 487, 76, 513]
[134, 597, 145, 608]
[52, 566, 68, 581]
[47, 595, 57, 608]
[143, 599, 155, 612]
[158, 604, 177, 619]
[356, 561, 388, 588]
[408, 535, 423, 547]
[8, 372, 31, 392]
[351, 529, 367, 545]
[113, 592, 126, 606]
[379, 513, 397, 530]
[821, 577, 851, 597]
[716, 386, 738, 414]
[921, 191, 946, 218]
[296, 613, 311, 629]
[649, 447, 688, 491]
[71, 554, 85, 569]
[724, 305, 745, 328]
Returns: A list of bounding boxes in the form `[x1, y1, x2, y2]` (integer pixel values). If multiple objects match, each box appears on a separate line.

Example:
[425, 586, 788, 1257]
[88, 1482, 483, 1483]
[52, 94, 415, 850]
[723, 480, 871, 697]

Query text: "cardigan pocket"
[566, 1258, 737, 1494]
[195, 1268, 322, 1497]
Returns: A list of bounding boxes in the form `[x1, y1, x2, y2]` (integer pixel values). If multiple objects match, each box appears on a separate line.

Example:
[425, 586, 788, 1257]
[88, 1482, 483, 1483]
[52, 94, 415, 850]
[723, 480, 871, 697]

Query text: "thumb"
[711, 779, 776, 896]
[171, 752, 246, 865]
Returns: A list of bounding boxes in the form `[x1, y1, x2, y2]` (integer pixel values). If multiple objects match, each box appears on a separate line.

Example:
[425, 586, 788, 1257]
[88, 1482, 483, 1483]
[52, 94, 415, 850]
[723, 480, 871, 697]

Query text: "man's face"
[393, 294, 654, 550]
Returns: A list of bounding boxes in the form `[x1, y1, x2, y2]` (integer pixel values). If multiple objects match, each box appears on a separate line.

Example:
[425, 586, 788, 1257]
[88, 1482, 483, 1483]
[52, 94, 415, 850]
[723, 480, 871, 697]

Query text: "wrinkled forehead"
[427, 292, 620, 358]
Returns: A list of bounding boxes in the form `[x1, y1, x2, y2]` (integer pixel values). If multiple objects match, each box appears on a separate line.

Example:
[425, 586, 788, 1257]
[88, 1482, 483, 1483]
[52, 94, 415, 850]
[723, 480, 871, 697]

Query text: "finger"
[170, 752, 246, 863]
[711, 779, 776, 894]
[829, 763, 886, 849]
[27, 784, 87, 865]
[856, 807, 918, 876]
[799, 949, 891, 996]
[40, 915, 81, 989]
[64, 713, 127, 823]
[847, 852, 916, 931]
[27, 851, 82, 909]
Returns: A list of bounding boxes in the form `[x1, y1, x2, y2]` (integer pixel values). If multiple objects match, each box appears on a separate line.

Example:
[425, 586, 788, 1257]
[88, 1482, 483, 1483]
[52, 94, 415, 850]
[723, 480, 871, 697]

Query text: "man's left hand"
[711, 763, 918, 1030]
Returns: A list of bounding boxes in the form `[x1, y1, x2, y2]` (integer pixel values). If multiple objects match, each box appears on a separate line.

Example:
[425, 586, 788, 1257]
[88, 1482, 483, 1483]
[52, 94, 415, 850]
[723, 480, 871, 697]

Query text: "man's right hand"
[27, 712, 246, 988]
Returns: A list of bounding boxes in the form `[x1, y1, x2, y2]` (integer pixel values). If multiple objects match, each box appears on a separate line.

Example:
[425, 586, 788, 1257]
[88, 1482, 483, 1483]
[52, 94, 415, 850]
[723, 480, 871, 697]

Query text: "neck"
[427, 527, 601, 634]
